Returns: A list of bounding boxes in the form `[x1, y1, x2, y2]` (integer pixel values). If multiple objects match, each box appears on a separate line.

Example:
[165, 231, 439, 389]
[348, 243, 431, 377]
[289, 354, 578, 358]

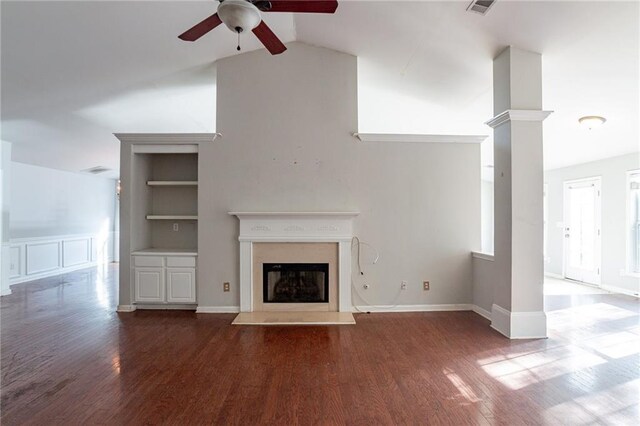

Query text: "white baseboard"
[472, 304, 492, 320]
[491, 304, 547, 339]
[544, 272, 564, 280]
[601, 284, 640, 298]
[0, 288, 12, 297]
[117, 305, 137, 312]
[491, 304, 511, 336]
[353, 303, 473, 313]
[196, 306, 241, 313]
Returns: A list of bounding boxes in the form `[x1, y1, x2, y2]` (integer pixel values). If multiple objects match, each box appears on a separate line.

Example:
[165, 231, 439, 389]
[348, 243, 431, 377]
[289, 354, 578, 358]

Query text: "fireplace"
[263, 263, 329, 304]
[229, 212, 359, 312]
[252, 243, 337, 311]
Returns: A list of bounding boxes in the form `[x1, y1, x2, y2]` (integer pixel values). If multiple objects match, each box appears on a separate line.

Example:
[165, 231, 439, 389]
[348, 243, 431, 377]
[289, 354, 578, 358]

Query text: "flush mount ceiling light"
[578, 116, 607, 130]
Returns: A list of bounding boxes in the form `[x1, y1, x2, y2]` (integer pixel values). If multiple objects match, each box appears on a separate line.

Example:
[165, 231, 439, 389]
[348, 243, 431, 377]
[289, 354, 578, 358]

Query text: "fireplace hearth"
[263, 263, 329, 304]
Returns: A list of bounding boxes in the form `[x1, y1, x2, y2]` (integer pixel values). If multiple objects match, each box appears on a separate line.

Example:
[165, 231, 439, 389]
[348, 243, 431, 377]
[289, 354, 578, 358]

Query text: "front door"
[563, 177, 602, 285]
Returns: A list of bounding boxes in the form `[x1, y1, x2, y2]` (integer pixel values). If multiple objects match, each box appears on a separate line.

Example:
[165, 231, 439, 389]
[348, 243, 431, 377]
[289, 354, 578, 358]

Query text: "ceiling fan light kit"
[218, 0, 261, 33]
[179, 0, 339, 55]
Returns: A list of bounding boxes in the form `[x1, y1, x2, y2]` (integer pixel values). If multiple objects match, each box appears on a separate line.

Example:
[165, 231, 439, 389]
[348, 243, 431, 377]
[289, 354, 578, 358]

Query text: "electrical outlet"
[223, 282, 230, 292]
[401, 281, 407, 290]
[423, 281, 430, 291]
[173, 223, 179, 232]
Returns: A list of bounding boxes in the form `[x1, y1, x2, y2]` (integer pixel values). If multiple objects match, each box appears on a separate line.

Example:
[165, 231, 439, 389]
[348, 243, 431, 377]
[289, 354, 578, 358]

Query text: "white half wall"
[471, 252, 494, 315]
[545, 153, 640, 295]
[198, 42, 481, 310]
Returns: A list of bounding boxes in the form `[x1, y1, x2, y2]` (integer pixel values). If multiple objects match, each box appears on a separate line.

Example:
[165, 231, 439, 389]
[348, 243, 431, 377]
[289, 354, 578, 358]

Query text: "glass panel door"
[563, 177, 602, 285]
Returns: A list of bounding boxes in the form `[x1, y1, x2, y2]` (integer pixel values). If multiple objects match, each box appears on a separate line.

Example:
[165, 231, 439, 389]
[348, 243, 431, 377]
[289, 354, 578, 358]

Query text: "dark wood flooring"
[1, 264, 639, 425]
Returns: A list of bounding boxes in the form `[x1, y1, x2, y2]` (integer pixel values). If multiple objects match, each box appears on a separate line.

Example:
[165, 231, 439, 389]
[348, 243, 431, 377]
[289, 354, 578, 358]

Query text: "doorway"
[563, 177, 602, 285]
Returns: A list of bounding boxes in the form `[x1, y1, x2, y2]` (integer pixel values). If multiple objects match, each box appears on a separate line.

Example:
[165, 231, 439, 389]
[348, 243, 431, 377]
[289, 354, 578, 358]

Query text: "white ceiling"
[2, 1, 638, 179]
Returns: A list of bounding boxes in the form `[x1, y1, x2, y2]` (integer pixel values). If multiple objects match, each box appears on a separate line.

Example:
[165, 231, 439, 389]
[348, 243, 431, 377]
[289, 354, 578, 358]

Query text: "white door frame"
[562, 176, 602, 286]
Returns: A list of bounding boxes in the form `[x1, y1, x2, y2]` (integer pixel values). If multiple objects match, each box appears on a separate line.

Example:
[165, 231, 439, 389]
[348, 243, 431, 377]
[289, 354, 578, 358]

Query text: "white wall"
[545, 153, 640, 295]
[195, 42, 481, 309]
[1, 142, 11, 295]
[10, 162, 117, 239]
[7, 162, 118, 286]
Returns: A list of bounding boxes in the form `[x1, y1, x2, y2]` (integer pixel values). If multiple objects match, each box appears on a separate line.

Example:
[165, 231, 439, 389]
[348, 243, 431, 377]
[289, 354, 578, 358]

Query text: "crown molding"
[485, 110, 553, 129]
[353, 133, 488, 144]
[114, 133, 221, 144]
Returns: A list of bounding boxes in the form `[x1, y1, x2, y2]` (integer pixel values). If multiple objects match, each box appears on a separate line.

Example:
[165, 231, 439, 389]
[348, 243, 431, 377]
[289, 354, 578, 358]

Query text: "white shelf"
[146, 215, 198, 220]
[147, 181, 198, 186]
[132, 248, 198, 256]
[229, 212, 360, 217]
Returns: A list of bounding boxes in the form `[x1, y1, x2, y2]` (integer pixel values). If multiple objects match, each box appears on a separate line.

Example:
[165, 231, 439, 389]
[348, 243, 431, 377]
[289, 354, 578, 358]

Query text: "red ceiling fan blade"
[252, 20, 287, 55]
[178, 13, 223, 41]
[265, 1, 338, 14]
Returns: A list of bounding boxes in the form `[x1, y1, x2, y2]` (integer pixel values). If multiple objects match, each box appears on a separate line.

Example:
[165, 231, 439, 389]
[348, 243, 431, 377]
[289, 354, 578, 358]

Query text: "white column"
[487, 47, 552, 338]
[0, 141, 12, 296]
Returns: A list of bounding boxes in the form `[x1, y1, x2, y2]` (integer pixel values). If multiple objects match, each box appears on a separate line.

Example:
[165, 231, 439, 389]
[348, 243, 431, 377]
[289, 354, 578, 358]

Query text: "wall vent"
[467, 0, 496, 15]
[83, 166, 111, 175]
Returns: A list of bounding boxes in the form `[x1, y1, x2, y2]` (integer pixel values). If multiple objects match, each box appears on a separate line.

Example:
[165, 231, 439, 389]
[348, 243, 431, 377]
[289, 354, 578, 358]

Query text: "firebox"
[263, 263, 329, 303]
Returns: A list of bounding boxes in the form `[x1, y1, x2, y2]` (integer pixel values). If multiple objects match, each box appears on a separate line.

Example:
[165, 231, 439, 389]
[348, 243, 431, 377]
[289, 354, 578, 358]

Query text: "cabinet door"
[135, 267, 165, 303]
[166, 268, 196, 303]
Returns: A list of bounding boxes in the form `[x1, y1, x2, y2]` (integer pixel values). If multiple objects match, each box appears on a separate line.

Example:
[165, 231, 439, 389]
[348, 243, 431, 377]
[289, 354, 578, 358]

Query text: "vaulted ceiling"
[2, 1, 638, 178]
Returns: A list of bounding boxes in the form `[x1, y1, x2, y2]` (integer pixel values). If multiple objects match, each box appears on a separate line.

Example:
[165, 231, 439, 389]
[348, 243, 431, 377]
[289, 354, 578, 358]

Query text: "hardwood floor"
[1, 264, 639, 425]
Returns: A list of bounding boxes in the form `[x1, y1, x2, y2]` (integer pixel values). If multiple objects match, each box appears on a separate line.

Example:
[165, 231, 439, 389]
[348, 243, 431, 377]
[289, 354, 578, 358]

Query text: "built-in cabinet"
[135, 267, 165, 303]
[116, 136, 208, 311]
[133, 253, 196, 304]
[167, 268, 196, 302]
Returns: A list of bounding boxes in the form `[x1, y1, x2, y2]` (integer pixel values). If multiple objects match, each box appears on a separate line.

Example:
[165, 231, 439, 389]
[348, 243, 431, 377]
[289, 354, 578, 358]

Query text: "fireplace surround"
[229, 212, 359, 312]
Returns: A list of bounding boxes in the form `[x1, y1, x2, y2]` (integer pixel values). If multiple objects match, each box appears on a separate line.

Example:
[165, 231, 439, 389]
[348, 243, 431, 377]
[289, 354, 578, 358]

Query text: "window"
[628, 170, 640, 274]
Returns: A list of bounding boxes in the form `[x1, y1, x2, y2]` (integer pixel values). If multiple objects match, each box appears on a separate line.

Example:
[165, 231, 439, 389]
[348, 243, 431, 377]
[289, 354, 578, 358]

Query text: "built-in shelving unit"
[128, 145, 200, 308]
[131, 150, 199, 251]
[116, 134, 216, 311]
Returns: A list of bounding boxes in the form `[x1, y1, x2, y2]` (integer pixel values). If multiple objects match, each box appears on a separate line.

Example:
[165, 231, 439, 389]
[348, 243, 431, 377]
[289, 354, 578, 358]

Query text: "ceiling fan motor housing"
[218, 0, 262, 33]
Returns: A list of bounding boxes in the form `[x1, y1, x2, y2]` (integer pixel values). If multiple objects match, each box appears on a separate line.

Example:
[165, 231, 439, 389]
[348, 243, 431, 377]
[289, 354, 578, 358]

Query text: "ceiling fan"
[179, 0, 339, 55]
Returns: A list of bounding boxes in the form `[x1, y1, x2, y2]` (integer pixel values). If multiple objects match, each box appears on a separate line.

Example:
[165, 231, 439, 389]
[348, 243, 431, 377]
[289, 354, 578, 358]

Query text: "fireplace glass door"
[263, 263, 329, 303]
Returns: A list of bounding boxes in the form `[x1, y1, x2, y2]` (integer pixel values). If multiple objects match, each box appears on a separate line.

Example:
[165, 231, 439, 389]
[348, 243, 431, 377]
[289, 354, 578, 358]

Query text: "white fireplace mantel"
[229, 212, 359, 312]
